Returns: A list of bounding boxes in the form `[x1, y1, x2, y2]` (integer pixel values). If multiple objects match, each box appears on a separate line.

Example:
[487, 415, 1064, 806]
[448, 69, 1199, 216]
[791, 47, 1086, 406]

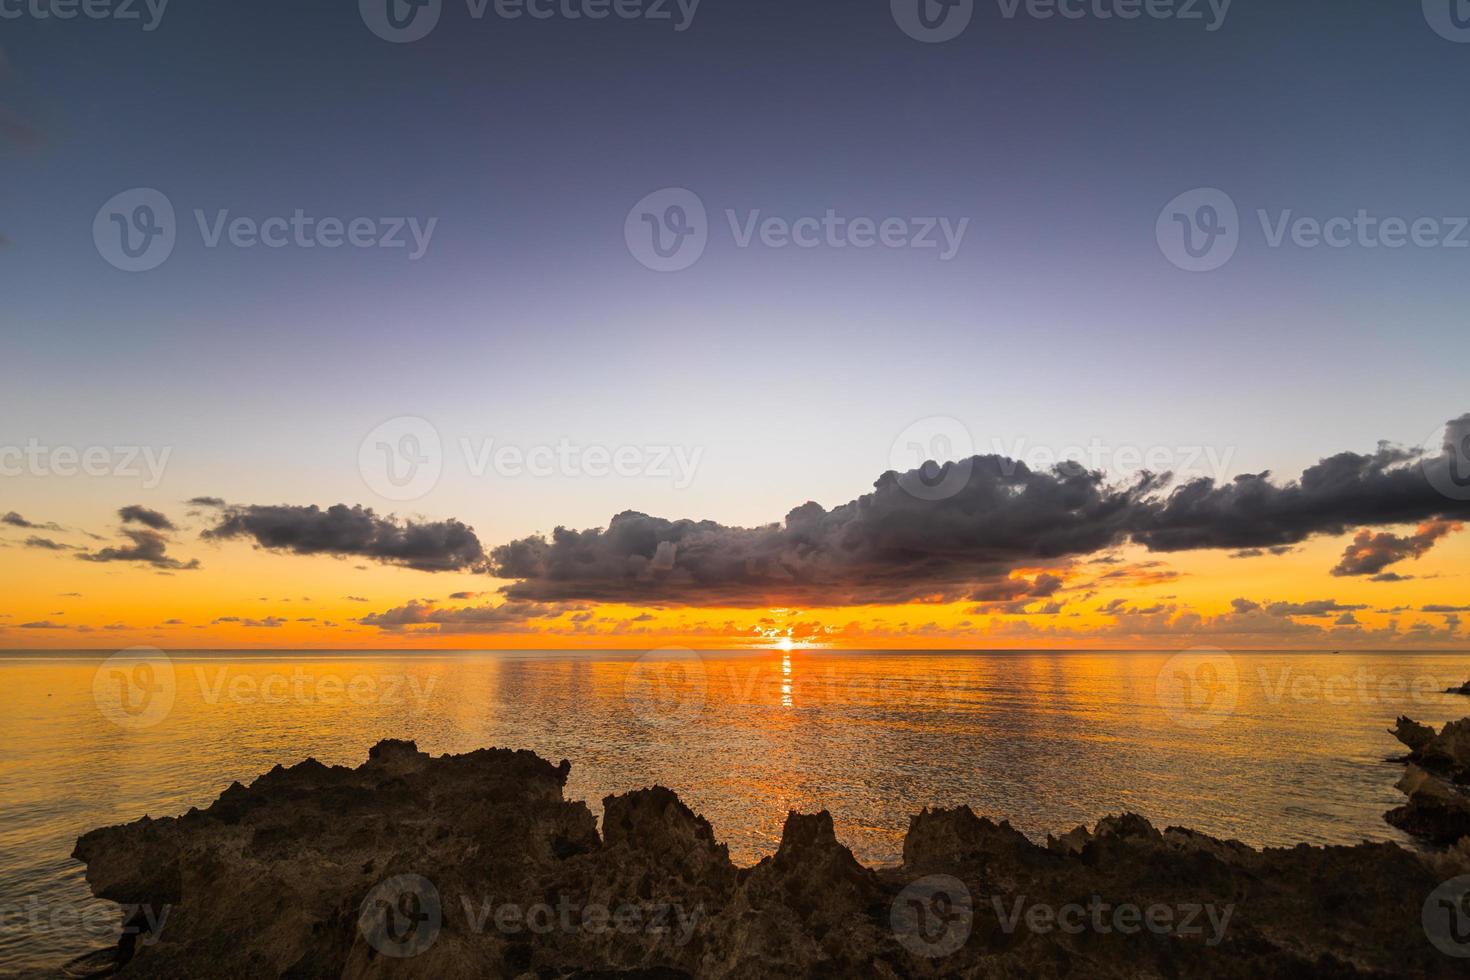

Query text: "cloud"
[485, 415, 1470, 607]
[119, 505, 176, 531]
[19, 620, 64, 629]
[202, 503, 484, 572]
[1330, 520, 1461, 577]
[3, 511, 61, 531]
[1259, 599, 1369, 617]
[489, 458, 1158, 606]
[359, 598, 583, 634]
[1130, 428, 1469, 552]
[76, 529, 200, 570]
[1229, 546, 1297, 559]
[24, 536, 74, 551]
[188, 497, 226, 507]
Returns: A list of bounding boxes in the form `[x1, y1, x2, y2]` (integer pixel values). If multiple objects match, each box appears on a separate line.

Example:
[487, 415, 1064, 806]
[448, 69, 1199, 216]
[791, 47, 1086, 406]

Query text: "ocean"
[1, 648, 1466, 975]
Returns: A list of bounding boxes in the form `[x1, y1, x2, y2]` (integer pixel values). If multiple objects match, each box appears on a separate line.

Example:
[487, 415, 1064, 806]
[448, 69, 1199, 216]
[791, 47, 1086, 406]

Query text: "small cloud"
[24, 536, 74, 551]
[119, 505, 176, 531]
[76, 529, 199, 570]
[3, 511, 61, 531]
[1331, 521, 1461, 578]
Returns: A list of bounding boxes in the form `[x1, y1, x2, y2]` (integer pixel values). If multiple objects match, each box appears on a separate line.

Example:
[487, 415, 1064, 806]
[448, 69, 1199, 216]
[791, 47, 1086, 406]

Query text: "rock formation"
[73, 739, 1470, 978]
[1387, 716, 1470, 845]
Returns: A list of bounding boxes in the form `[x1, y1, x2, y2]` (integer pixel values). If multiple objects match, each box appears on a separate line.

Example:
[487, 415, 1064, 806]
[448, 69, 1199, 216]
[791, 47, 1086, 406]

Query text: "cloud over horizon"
[200, 502, 485, 572]
[486, 416, 1470, 607]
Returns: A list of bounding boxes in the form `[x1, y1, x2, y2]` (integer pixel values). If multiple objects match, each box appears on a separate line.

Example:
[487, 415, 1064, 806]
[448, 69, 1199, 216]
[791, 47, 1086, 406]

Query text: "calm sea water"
[2, 649, 1467, 975]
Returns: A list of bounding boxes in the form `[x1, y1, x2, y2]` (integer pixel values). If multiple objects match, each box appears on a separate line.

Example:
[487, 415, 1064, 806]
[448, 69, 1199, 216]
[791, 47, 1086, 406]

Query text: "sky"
[2, 0, 1469, 649]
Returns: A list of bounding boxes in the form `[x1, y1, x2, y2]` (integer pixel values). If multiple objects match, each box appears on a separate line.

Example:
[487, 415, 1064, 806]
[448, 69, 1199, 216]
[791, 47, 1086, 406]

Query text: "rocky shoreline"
[71, 730, 1470, 978]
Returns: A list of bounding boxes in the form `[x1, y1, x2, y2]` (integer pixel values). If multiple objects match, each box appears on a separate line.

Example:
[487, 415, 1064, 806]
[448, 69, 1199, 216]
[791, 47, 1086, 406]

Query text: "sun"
[777, 637, 794, 652]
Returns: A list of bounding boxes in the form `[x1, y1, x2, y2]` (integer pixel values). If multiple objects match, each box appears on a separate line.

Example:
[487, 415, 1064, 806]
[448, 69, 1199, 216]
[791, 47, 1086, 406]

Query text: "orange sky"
[3, 508, 1466, 650]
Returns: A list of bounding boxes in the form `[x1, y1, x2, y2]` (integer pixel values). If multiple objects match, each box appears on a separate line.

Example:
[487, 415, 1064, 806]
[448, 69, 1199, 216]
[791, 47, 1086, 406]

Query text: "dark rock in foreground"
[74, 740, 1469, 978]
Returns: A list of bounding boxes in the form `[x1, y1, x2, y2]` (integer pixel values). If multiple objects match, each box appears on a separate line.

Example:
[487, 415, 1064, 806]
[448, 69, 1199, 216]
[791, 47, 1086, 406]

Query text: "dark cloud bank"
[488, 414, 1470, 606]
[197, 416, 1470, 607]
[199, 502, 484, 573]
